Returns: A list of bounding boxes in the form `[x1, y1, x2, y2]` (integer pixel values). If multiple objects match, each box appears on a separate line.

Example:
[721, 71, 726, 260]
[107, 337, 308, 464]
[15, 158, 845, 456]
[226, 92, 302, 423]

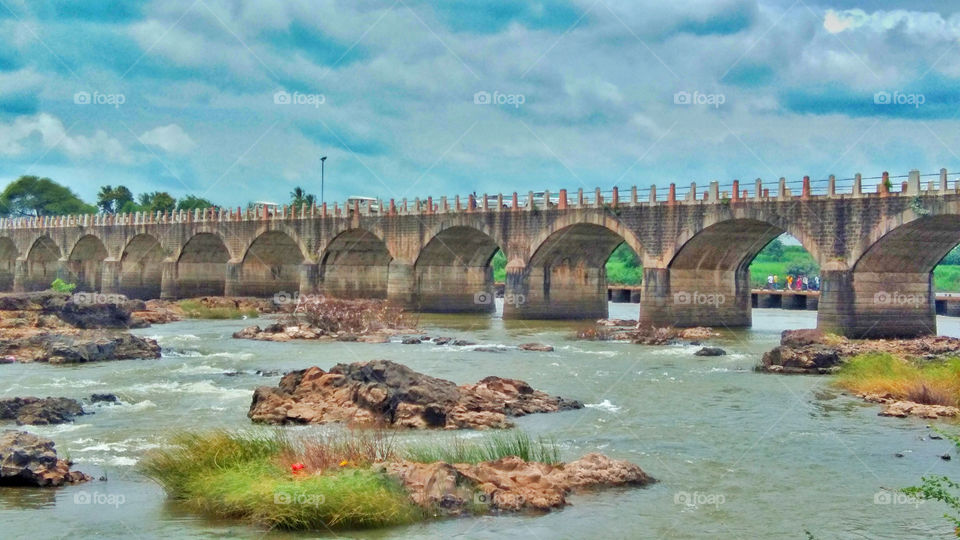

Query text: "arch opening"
[319, 229, 391, 299]
[414, 226, 502, 313]
[520, 223, 631, 319]
[24, 236, 62, 292]
[120, 234, 165, 299]
[0, 238, 18, 291]
[238, 231, 306, 297]
[177, 233, 230, 298]
[67, 235, 108, 292]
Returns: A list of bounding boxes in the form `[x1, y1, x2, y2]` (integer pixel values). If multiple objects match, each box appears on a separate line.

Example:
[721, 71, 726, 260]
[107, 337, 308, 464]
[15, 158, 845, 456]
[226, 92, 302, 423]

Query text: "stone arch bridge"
[1, 169, 957, 339]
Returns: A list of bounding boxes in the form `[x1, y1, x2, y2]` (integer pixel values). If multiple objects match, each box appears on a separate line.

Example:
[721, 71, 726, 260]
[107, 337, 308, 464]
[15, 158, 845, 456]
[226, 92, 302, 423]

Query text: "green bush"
[50, 278, 76, 293]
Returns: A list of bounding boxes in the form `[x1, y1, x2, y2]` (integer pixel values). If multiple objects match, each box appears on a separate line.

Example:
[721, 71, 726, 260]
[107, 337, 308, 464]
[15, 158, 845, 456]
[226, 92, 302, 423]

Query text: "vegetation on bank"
[141, 430, 564, 531]
[833, 352, 960, 408]
[177, 300, 259, 320]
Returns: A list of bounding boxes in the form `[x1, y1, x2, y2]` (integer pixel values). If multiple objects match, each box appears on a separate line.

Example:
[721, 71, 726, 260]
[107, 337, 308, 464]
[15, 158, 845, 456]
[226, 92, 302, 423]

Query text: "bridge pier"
[299, 262, 319, 296]
[639, 267, 751, 327]
[101, 260, 122, 294]
[503, 261, 608, 319]
[386, 261, 416, 307]
[415, 264, 494, 313]
[160, 260, 177, 300]
[817, 269, 935, 338]
[224, 261, 242, 297]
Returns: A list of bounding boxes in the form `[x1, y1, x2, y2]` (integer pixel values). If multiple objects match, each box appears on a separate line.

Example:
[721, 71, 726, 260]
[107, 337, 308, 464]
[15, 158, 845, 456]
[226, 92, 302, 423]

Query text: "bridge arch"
[0, 237, 18, 291]
[237, 230, 306, 297]
[319, 228, 392, 299]
[508, 220, 643, 319]
[67, 235, 108, 291]
[24, 236, 62, 291]
[176, 232, 230, 297]
[414, 225, 504, 312]
[119, 234, 165, 300]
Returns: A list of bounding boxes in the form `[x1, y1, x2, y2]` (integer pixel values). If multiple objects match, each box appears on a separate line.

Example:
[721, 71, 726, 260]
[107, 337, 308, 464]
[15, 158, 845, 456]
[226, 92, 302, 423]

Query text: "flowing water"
[1, 303, 958, 539]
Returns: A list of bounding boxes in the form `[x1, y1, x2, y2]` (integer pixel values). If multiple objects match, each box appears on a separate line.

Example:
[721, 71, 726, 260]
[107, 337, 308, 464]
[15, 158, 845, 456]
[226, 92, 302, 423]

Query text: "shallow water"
[1, 304, 958, 539]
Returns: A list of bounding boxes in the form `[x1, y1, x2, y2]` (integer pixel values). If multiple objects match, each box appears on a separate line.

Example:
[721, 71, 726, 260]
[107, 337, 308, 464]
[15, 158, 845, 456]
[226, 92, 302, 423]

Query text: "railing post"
[828, 175, 836, 196]
[880, 171, 890, 197]
[941, 168, 949, 191]
[754, 179, 763, 201]
[854, 173, 862, 196]
[455, 195, 461, 212]
[511, 192, 518, 210]
[611, 187, 619, 207]
[907, 169, 920, 194]
[528, 191, 535, 210]
[595, 188, 602, 207]
[668, 183, 676, 205]
[558, 189, 568, 209]
[687, 182, 696, 202]
[577, 188, 584, 206]
[649, 184, 656, 203]
[709, 181, 719, 202]
[496, 194, 503, 211]
[731, 180, 739, 201]
[481, 194, 488, 211]
[802, 175, 811, 199]
[630, 186, 637, 205]
[778, 177, 788, 199]
[389, 198, 396, 215]
[426, 197, 433, 215]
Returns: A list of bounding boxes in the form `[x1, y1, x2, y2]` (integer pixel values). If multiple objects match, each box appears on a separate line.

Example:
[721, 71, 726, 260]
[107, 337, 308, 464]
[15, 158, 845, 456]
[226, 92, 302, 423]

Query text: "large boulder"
[0, 397, 85, 425]
[56, 295, 136, 329]
[248, 359, 582, 429]
[41, 332, 161, 364]
[759, 344, 841, 374]
[0, 430, 90, 486]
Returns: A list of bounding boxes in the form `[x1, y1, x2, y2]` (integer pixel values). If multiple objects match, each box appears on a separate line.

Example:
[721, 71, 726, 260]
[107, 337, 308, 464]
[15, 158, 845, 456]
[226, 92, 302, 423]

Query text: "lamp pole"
[320, 156, 327, 206]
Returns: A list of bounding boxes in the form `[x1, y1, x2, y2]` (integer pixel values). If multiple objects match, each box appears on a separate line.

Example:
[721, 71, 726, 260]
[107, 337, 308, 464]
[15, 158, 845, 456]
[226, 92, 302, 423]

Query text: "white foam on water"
[33, 423, 92, 434]
[124, 380, 251, 399]
[170, 363, 222, 374]
[585, 399, 621, 413]
[38, 378, 104, 388]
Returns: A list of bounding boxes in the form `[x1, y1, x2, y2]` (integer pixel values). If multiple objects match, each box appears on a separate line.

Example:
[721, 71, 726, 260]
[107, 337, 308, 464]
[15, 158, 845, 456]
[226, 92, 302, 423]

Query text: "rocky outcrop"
[859, 393, 960, 419]
[248, 360, 582, 429]
[0, 430, 91, 486]
[694, 347, 726, 357]
[579, 321, 719, 345]
[0, 329, 160, 364]
[759, 343, 841, 374]
[0, 397, 85, 425]
[384, 453, 653, 514]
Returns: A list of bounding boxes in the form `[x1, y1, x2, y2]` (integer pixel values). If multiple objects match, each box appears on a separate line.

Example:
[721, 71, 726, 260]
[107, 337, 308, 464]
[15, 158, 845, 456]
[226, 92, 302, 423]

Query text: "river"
[1, 303, 957, 539]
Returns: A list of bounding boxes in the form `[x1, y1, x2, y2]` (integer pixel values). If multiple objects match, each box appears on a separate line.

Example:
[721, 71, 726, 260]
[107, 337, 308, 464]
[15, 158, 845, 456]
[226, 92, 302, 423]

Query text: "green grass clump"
[178, 300, 259, 319]
[834, 352, 960, 407]
[140, 430, 422, 531]
[403, 431, 561, 465]
[50, 278, 76, 293]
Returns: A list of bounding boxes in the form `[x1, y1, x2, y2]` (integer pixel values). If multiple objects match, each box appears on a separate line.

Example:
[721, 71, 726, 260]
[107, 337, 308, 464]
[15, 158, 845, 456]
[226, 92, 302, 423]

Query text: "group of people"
[764, 274, 819, 291]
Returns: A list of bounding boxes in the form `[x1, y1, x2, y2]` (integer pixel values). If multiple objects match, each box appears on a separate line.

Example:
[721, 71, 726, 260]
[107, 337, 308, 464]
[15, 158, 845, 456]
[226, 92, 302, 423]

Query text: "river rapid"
[1, 303, 958, 539]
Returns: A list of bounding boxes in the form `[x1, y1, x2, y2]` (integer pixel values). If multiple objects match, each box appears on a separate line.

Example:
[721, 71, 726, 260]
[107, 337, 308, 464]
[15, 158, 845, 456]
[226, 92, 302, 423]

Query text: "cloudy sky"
[0, 0, 958, 207]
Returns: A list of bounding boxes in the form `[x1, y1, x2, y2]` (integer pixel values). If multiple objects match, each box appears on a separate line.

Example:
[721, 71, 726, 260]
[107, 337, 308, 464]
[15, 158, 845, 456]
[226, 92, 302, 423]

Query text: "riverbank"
[141, 430, 653, 531]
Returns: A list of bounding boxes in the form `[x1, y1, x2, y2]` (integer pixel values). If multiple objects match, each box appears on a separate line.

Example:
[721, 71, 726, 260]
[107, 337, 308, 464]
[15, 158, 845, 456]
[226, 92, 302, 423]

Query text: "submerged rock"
[694, 347, 726, 357]
[0, 397, 85, 425]
[0, 430, 91, 487]
[860, 394, 960, 419]
[248, 359, 582, 429]
[519, 343, 554, 352]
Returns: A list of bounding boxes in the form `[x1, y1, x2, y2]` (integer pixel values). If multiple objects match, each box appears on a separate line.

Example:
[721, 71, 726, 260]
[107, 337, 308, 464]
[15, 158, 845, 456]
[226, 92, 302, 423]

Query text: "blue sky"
[0, 0, 958, 207]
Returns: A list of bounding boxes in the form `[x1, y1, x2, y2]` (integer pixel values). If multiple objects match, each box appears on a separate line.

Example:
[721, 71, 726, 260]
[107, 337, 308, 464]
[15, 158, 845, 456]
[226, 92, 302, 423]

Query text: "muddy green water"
[1, 304, 958, 539]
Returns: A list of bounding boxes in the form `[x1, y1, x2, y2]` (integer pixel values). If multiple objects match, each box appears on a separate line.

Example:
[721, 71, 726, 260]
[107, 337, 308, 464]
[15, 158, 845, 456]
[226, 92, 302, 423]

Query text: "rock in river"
[0, 397, 85, 425]
[248, 359, 583, 429]
[694, 347, 726, 356]
[0, 430, 91, 486]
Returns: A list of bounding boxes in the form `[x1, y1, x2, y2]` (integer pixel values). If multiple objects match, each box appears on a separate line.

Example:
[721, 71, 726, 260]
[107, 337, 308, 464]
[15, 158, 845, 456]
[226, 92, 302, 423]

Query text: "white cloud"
[139, 124, 197, 154]
[0, 113, 132, 164]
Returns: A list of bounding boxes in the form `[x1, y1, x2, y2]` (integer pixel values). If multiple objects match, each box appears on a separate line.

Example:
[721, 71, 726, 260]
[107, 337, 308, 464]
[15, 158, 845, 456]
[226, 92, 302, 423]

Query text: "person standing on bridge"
[766, 275, 774, 290]
[773, 275, 779, 290]
[786, 275, 793, 290]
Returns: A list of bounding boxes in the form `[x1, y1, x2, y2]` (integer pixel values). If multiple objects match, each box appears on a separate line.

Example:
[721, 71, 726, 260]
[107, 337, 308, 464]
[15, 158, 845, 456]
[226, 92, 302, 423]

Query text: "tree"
[177, 195, 215, 211]
[760, 239, 784, 260]
[290, 187, 316, 209]
[136, 192, 176, 213]
[0, 176, 95, 217]
[96, 185, 134, 214]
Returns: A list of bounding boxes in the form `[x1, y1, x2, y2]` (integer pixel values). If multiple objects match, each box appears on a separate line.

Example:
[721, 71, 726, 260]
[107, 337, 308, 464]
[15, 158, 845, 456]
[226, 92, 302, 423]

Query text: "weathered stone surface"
[248, 360, 582, 429]
[0, 430, 91, 487]
[759, 344, 841, 374]
[694, 347, 726, 356]
[519, 343, 554, 352]
[385, 453, 654, 514]
[0, 397, 85, 425]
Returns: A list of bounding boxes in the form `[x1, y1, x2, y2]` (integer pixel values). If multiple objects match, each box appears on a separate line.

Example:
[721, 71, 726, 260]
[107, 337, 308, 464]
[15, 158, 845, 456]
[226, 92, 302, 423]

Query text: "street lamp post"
[320, 156, 327, 206]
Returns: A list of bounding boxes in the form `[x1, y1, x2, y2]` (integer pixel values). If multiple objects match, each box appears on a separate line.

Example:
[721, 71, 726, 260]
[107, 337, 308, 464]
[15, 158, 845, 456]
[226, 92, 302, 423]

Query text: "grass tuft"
[834, 352, 960, 407]
[403, 432, 561, 465]
[178, 300, 259, 319]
